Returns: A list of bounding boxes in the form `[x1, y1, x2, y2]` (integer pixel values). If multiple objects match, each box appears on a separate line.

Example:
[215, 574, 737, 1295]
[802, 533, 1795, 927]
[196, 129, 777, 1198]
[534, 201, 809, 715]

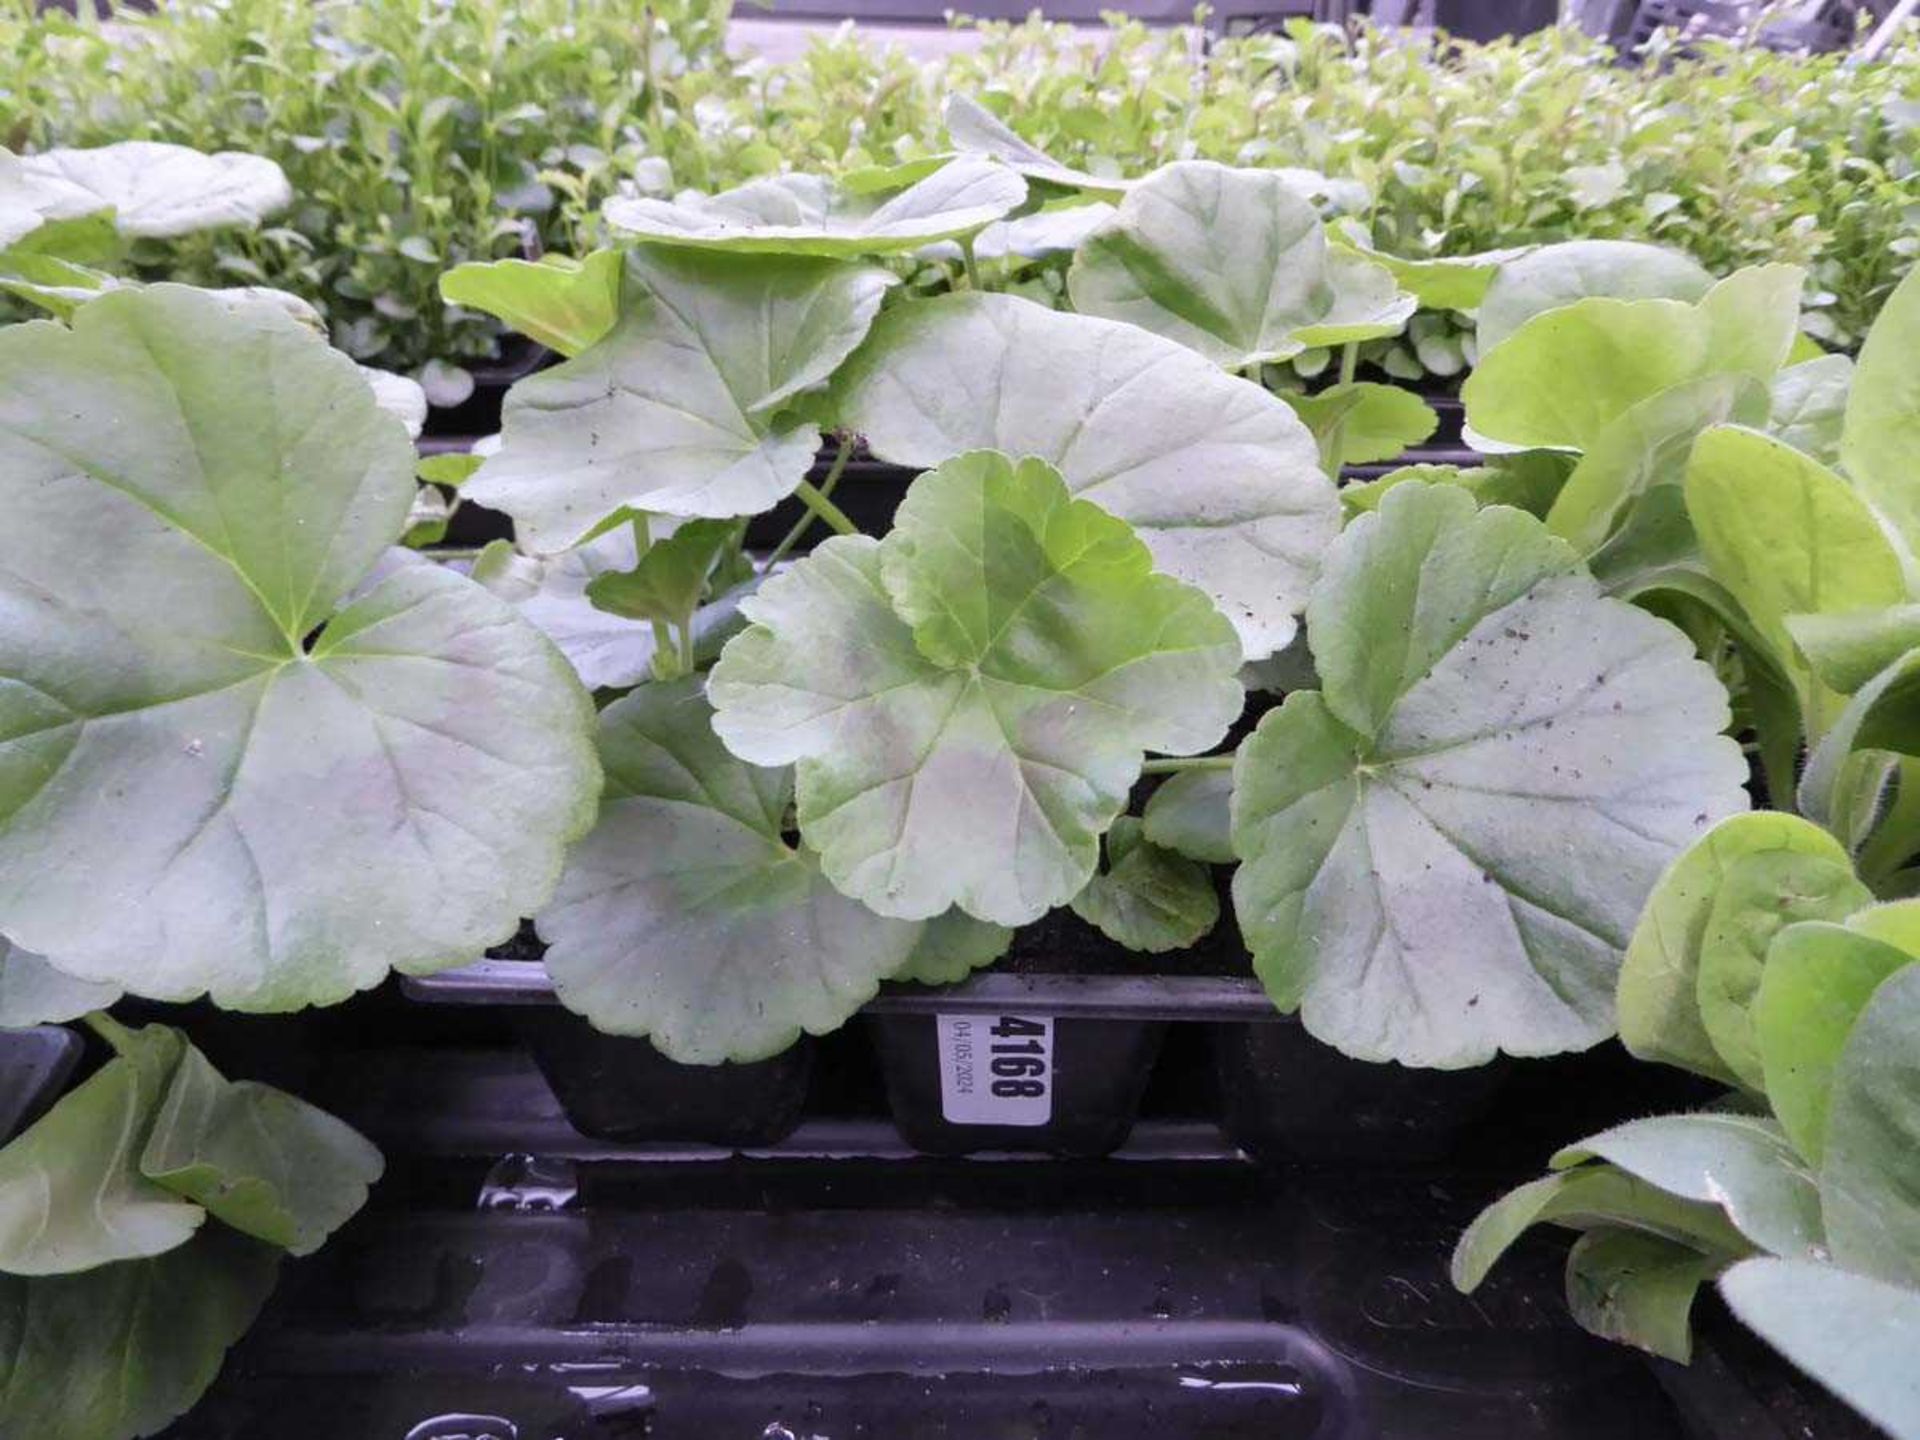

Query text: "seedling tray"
[0, 1023, 82, 1143]
[406, 963, 1508, 1164]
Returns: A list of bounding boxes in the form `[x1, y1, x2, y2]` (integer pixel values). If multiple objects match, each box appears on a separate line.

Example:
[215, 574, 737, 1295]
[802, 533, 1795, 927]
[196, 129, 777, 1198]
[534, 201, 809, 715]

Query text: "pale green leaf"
[0, 938, 118, 1029]
[1769, 353, 1853, 467]
[585, 518, 738, 629]
[1475, 240, 1714, 354]
[0, 287, 601, 1009]
[1141, 768, 1235, 864]
[1842, 265, 1920, 558]
[711, 452, 1243, 926]
[1619, 813, 1850, 1085]
[16, 142, 290, 239]
[1820, 963, 1920, 1287]
[889, 909, 1014, 987]
[538, 677, 921, 1064]
[1232, 484, 1746, 1067]
[1566, 1228, 1722, 1363]
[943, 95, 1127, 198]
[832, 291, 1338, 659]
[1282, 382, 1438, 468]
[1070, 816, 1220, 953]
[467, 248, 894, 552]
[438, 249, 622, 357]
[604, 159, 1026, 256]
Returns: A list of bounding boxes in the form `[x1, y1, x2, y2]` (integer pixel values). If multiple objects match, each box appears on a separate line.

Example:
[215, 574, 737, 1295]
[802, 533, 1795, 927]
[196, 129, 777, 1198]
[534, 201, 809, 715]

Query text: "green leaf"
[1619, 814, 1851, 1085]
[1141, 768, 1236, 865]
[1066, 163, 1412, 368]
[1696, 851, 1872, 1092]
[0, 938, 118, 1028]
[416, 452, 483, 488]
[1789, 607, 1920, 699]
[1841, 265, 1920, 558]
[1685, 426, 1908, 720]
[468, 248, 893, 553]
[471, 530, 657, 689]
[438, 249, 622, 357]
[1720, 1259, 1920, 1440]
[1565, 1227, 1722, 1363]
[1544, 374, 1768, 555]
[0, 1023, 201, 1275]
[14, 141, 290, 239]
[943, 95, 1127, 199]
[0, 252, 122, 319]
[1552, 1113, 1825, 1260]
[1339, 453, 1571, 520]
[1769, 353, 1853, 467]
[1798, 649, 1920, 845]
[711, 452, 1243, 926]
[0, 1225, 280, 1440]
[139, 1044, 382, 1256]
[1282, 382, 1438, 468]
[604, 159, 1026, 257]
[585, 518, 739, 629]
[1231, 484, 1746, 1067]
[1475, 240, 1714, 354]
[537, 677, 922, 1064]
[832, 291, 1339, 659]
[1069, 816, 1220, 953]
[1756, 918, 1916, 1163]
[890, 909, 1014, 987]
[1452, 1165, 1747, 1294]
[1819, 963, 1920, 1287]
[1336, 241, 1533, 313]
[0, 287, 601, 1009]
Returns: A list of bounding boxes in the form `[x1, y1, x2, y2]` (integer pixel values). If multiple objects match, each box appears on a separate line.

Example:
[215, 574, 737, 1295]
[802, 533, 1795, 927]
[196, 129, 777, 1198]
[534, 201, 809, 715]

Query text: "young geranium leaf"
[538, 678, 922, 1064]
[17, 142, 290, 239]
[1337, 242, 1533, 313]
[1452, 1165, 1746, 1295]
[1475, 240, 1714, 353]
[1685, 426, 1907, 719]
[416, 451, 483, 488]
[711, 452, 1243, 925]
[1566, 1228, 1723, 1364]
[1282, 383, 1438, 468]
[1142, 768, 1236, 865]
[438, 250, 622, 357]
[1467, 267, 1801, 452]
[0, 938, 118, 1029]
[1551, 1114, 1825, 1261]
[1768, 353, 1853, 466]
[0, 1224, 280, 1440]
[1840, 265, 1920, 555]
[1340, 453, 1572, 520]
[1618, 814, 1851, 1086]
[932, 202, 1115, 262]
[1756, 918, 1916, 1164]
[1819, 963, 1920, 1288]
[943, 95, 1128, 199]
[139, 1044, 383, 1257]
[832, 291, 1338, 659]
[585, 518, 739, 629]
[0, 1023, 201, 1275]
[604, 159, 1026, 257]
[466, 249, 893, 552]
[1069, 817, 1220, 954]
[891, 909, 1015, 987]
[0, 287, 600, 1010]
[1720, 1259, 1920, 1440]
[1066, 163, 1413, 368]
[1695, 851, 1871, 1092]
[1232, 484, 1746, 1067]
[1544, 374, 1768, 555]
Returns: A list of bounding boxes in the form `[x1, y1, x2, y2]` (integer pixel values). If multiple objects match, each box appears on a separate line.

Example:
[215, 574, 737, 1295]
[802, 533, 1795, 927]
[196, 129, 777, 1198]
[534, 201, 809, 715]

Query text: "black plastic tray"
[0, 1023, 82, 1142]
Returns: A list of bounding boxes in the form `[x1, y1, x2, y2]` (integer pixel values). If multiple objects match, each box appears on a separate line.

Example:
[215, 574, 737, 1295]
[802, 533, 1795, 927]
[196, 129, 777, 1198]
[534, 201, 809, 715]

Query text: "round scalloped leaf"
[0, 286, 600, 1010]
[711, 452, 1243, 925]
[469, 530, 660, 690]
[832, 291, 1337, 660]
[604, 159, 1025, 257]
[1069, 816, 1220, 954]
[17, 142, 290, 239]
[1066, 162, 1412, 368]
[1231, 483, 1747, 1068]
[538, 677, 921, 1064]
[467, 248, 894, 553]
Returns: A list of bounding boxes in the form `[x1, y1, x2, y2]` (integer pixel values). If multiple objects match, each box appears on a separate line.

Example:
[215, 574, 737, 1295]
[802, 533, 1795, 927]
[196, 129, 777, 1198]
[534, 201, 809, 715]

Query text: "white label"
[936, 1013, 1053, 1126]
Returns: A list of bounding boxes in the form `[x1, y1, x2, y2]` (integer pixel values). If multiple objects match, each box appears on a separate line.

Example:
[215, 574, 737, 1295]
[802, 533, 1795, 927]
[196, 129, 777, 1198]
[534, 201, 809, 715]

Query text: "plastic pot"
[1647, 1308, 1881, 1440]
[0, 1024, 82, 1142]
[404, 962, 811, 1146]
[1213, 1019, 1510, 1166]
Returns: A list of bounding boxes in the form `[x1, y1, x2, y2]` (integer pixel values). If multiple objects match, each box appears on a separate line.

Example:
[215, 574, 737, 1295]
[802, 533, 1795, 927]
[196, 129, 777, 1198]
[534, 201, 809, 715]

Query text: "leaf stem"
[631, 513, 675, 660]
[1338, 340, 1360, 386]
[959, 234, 981, 291]
[793, 473, 860, 537]
[1141, 754, 1237, 775]
[81, 1011, 134, 1053]
[765, 436, 854, 570]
